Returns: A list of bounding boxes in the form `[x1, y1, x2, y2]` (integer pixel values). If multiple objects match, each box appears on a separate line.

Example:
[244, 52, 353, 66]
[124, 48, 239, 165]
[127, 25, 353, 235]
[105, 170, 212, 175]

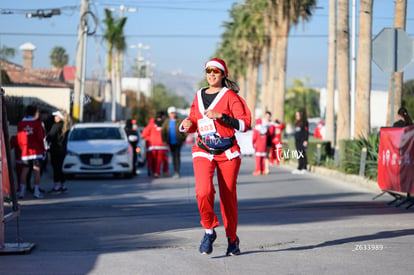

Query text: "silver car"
[62, 122, 135, 178]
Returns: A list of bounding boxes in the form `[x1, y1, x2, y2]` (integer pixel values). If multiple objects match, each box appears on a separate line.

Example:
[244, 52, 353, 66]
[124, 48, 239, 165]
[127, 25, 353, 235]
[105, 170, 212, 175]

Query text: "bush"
[340, 133, 379, 180]
[282, 136, 333, 166]
[307, 140, 333, 166]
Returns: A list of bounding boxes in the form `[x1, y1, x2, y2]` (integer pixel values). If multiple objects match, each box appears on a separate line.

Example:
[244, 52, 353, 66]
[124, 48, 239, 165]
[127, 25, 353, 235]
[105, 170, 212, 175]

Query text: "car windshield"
[69, 127, 125, 141]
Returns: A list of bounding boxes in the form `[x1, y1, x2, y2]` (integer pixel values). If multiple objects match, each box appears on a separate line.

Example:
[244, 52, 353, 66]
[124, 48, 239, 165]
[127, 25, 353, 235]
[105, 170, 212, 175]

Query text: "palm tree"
[103, 9, 127, 121]
[113, 17, 127, 120]
[387, 0, 407, 125]
[265, 0, 278, 119]
[103, 9, 116, 121]
[268, 0, 317, 122]
[215, 4, 249, 98]
[259, 13, 271, 114]
[354, 0, 373, 138]
[49, 46, 69, 69]
[336, 0, 350, 144]
[325, 0, 336, 146]
[240, 0, 266, 121]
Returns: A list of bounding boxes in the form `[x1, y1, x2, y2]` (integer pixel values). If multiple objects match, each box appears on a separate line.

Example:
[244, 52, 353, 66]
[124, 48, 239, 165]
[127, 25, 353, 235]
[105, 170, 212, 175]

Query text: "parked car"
[62, 122, 135, 178]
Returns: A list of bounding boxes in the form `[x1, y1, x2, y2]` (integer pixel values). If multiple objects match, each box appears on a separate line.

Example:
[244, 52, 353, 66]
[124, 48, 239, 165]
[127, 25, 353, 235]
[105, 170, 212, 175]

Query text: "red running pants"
[193, 156, 241, 243]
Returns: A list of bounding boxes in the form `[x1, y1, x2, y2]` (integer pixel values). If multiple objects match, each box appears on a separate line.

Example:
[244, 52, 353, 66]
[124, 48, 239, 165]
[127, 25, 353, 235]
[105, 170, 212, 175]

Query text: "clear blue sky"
[1, 0, 414, 91]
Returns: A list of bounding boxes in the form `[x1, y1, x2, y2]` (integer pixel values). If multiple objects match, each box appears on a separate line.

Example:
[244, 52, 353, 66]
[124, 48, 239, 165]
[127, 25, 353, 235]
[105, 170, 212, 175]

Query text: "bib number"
[198, 118, 217, 137]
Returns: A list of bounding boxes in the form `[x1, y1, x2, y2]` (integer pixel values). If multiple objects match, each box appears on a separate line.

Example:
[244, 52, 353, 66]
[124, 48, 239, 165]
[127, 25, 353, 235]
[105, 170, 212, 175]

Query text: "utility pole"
[130, 43, 150, 99]
[73, 0, 89, 122]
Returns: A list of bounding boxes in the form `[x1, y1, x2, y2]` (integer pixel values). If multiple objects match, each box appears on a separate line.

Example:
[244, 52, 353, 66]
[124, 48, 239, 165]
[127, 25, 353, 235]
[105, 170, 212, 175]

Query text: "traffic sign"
[372, 28, 414, 72]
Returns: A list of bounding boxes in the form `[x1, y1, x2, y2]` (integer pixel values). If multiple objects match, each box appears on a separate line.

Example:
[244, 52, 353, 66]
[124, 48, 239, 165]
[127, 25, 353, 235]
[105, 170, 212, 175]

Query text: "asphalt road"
[1, 146, 413, 275]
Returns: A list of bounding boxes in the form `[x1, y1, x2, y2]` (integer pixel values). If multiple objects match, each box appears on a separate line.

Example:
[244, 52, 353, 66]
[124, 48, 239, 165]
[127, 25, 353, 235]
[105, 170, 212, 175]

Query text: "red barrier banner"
[377, 126, 414, 193]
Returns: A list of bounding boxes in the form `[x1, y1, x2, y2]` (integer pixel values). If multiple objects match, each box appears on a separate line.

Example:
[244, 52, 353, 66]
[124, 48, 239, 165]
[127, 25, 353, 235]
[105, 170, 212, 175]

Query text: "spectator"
[47, 110, 72, 194]
[124, 119, 139, 176]
[393, 107, 413, 127]
[17, 104, 46, 199]
[161, 106, 187, 178]
[292, 109, 309, 174]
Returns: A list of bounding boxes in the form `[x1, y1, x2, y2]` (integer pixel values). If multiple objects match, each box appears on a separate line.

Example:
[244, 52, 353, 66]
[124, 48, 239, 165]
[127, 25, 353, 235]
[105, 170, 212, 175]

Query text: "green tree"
[49, 46, 69, 69]
[402, 79, 414, 117]
[0, 45, 16, 59]
[284, 78, 320, 124]
[151, 83, 188, 113]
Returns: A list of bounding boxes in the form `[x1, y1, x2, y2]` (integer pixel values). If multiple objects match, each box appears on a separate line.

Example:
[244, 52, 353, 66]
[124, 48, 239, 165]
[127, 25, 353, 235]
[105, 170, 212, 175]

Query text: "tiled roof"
[0, 58, 72, 88]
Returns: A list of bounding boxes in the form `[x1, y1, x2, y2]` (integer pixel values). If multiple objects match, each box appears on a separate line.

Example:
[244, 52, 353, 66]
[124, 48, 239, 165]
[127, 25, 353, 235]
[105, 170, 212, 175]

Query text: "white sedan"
[62, 122, 135, 178]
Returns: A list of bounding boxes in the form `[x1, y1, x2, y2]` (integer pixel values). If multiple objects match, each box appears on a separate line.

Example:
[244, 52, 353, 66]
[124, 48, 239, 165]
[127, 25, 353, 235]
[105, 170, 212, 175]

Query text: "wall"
[2, 86, 71, 114]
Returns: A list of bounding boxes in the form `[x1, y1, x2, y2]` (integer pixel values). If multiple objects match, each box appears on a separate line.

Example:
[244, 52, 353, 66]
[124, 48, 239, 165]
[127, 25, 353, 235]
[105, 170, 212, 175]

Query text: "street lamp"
[107, 5, 137, 17]
[130, 43, 150, 78]
[130, 43, 150, 101]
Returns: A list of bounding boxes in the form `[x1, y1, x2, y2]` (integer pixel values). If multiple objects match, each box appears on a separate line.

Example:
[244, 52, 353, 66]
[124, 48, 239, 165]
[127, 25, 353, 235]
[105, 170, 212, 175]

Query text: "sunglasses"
[205, 67, 222, 74]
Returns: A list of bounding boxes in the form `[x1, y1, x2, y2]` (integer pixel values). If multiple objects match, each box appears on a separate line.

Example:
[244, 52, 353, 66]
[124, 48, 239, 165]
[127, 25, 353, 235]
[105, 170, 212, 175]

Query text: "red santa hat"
[205, 58, 228, 77]
[255, 118, 262, 125]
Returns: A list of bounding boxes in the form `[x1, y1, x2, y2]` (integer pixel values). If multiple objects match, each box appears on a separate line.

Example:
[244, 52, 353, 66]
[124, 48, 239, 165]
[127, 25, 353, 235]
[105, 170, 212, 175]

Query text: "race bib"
[198, 117, 217, 137]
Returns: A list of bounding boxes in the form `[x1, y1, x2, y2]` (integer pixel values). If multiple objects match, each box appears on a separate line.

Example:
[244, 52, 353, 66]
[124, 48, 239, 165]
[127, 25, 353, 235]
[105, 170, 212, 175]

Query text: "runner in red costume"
[252, 118, 268, 175]
[180, 58, 251, 256]
[141, 112, 169, 177]
[271, 119, 285, 165]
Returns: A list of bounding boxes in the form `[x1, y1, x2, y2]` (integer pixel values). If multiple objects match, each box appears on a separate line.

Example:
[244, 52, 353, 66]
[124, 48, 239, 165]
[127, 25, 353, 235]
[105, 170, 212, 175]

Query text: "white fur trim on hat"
[205, 60, 225, 71]
[205, 60, 228, 76]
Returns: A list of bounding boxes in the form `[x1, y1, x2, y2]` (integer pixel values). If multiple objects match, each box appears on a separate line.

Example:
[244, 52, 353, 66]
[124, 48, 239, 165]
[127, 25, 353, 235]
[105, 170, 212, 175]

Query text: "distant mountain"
[152, 70, 201, 104]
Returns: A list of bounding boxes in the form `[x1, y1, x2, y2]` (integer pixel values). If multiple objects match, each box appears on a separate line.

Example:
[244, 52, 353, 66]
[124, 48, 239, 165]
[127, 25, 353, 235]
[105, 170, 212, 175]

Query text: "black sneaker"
[226, 237, 240, 256]
[59, 187, 68, 193]
[199, 230, 217, 255]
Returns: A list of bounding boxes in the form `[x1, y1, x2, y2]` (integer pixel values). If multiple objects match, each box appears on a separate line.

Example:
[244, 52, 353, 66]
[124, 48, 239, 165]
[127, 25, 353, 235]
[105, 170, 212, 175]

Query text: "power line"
[3, 32, 414, 38]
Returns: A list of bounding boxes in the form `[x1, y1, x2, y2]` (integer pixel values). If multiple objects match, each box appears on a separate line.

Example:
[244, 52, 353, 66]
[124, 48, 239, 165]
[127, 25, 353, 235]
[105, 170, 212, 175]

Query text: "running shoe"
[226, 237, 240, 256]
[199, 230, 217, 255]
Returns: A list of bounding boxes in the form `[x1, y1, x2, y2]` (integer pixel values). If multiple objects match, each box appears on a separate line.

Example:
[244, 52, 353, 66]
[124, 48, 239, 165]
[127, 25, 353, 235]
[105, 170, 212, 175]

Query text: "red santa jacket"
[17, 117, 46, 161]
[184, 87, 251, 160]
[10, 135, 22, 164]
[252, 123, 268, 157]
[141, 119, 168, 151]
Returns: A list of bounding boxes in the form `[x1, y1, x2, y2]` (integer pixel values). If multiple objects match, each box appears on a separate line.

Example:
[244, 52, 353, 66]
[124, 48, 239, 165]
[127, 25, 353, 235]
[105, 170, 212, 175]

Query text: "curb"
[280, 161, 381, 194]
